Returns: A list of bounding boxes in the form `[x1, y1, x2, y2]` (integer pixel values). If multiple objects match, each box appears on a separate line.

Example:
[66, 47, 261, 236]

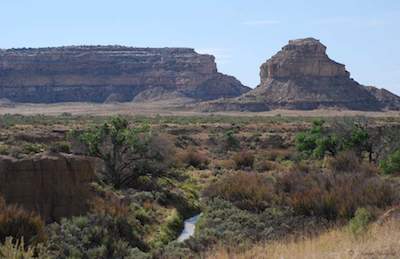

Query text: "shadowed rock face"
[0, 153, 95, 222]
[0, 46, 249, 103]
[202, 38, 400, 111]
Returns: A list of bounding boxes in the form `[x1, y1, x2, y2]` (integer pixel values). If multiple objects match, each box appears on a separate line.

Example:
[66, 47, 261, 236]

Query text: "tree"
[380, 149, 400, 175]
[332, 117, 400, 163]
[76, 116, 174, 189]
[223, 130, 240, 150]
[296, 119, 339, 159]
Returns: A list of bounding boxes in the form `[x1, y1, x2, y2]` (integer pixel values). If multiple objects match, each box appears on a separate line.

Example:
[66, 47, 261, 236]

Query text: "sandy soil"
[0, 102, 399, 117]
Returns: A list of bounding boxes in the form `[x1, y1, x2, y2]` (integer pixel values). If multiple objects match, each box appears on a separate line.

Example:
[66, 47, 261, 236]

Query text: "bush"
[380, 149, 400, 175]
[223, 130, 240, 150]
[0, 145, 8, 156]
[177, 147, 209, 169]
[254, 160, 279, 172]
[204, 173, 277, 212]
[90, 196, 130, 219]
[75, 116, 176, 189]
[22, 143, 44, 155]
[263, 149, 293, 162]
[0, 197, 46, 246]
[48, 213, 148, 258]
[278, 170, 394, 220]
[232, 151, 255, 170]
[151, 209, 183, 248]
[325, 150, 361, 173]
[296, 120, 339, 159]
[349, 208, 373, 236]
[49, 141, 71, 153]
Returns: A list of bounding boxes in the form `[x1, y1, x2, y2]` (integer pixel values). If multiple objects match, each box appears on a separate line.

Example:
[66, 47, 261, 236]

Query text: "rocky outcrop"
[365, 86, 400, 110]
[260, 38, 349, 80]
[0, 46, 249, 103]
[202, 38, 400, 111]
[0, 153, 95, 222]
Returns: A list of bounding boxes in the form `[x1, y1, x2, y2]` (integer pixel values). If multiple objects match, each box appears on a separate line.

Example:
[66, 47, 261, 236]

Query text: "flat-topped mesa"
[0, 46, 249, 103]
[260, 38, 349, 82]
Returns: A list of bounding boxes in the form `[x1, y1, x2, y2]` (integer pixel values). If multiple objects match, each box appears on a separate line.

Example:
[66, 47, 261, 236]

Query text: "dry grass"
[207, 219, 400, 259]
[1, 102, 400, 117]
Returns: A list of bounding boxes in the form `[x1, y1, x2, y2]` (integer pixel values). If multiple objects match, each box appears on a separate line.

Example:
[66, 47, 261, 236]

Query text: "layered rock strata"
[0, 46, 249, 103]
[202, 38, 400, 111]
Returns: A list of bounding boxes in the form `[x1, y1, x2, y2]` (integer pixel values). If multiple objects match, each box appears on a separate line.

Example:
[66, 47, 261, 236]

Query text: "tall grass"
[207, 219, 400, 259]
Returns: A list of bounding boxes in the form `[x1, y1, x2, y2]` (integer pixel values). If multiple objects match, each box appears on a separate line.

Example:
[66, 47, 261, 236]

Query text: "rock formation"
[365, 86, 400, 111]
[203, 38, 400, 111]
[0, 46, 249, 103]
[0, 153, 95, 222]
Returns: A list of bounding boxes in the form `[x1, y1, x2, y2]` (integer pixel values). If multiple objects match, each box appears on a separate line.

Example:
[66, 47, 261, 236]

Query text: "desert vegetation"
[0, 114, 400, 258]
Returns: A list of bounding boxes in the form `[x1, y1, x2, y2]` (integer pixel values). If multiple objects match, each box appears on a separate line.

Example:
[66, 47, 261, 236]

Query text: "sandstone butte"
[0, 46, 250, 103]
[202, 38, 400, 112]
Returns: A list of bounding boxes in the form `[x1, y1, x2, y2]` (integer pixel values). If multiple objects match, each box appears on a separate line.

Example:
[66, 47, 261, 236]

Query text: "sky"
[1, 0, 400, 94]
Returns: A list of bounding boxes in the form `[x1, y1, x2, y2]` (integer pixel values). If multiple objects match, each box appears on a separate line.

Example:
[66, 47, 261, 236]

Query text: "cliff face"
[254, 38, 382, 110]
[0, 46, 249, 103]
[0, 153, 95, 222]
[260, 38, 349, 80]
[202, 38, 400, 111]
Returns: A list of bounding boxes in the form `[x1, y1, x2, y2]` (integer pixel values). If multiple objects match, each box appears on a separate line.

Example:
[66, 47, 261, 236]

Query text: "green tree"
[224, 130, 240, 150]
[296, 119, 339, 159]
[76, 116, 174, 189]
[343, 123, 373, 162]
[380, 149, 400, 175]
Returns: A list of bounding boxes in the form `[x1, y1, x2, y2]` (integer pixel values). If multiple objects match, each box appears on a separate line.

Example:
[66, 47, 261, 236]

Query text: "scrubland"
[0, 114, 400, 258]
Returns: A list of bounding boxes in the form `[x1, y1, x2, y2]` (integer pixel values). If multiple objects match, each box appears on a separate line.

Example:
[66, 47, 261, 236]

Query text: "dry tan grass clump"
[0, 197, 46, 246]
[207, 219, 400, 259]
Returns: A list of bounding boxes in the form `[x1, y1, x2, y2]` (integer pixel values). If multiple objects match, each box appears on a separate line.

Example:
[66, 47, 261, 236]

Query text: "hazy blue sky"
[1, 0, 399, 94]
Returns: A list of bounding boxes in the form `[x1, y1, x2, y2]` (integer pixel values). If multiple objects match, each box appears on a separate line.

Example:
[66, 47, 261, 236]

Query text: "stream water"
[177, 213, 202, 242]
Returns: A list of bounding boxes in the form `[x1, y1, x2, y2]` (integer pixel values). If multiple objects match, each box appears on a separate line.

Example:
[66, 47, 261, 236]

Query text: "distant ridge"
[0, 46, 250, 103]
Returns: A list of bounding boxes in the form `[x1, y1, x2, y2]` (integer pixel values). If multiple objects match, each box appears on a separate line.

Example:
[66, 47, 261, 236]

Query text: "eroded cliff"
[0, 46, 249, 103]
[0, 153, 95, 222]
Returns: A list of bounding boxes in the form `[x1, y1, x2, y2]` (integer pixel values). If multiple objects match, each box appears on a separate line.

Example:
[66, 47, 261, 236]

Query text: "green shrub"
[0, 145, 8, 156]
[296, 119, 339, 159]
[47, 213, 148, 258]
[152, 209, 183, 248]
[223, 130, 240, 150]
[22, 143, 44, 155]
[74, 116, 175, 189]
[380, 149, 400, 175]
[349, 208, 373, 236]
